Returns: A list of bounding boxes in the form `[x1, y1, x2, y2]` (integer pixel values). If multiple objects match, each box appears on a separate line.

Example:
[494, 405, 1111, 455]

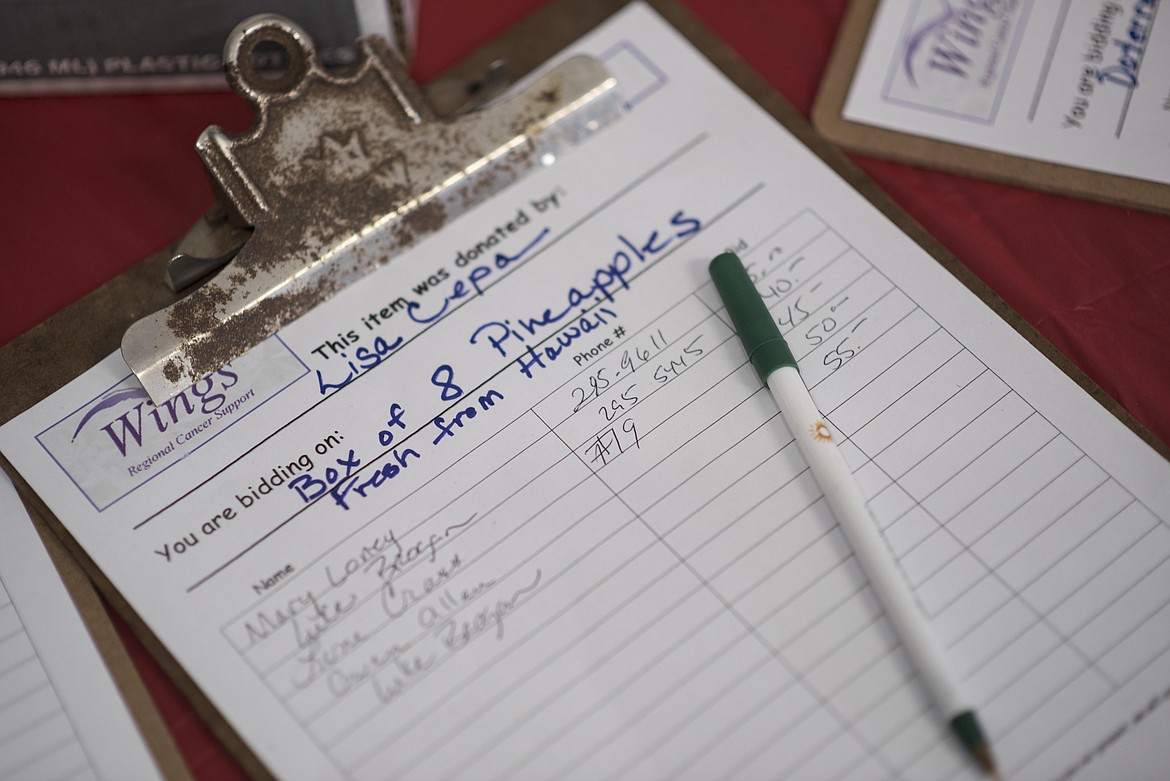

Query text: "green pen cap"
[708, 251, 797, 383]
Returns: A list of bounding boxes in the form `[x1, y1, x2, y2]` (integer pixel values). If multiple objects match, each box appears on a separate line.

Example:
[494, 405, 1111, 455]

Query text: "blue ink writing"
[429, 364, 503, 445]
[1097, 0, 1158, 89]
[469, 208, 701, 371]
[331, 448, 420, 511]
[407, 228, 551, 324]
[379, 403, 407, 447]
[315, 335, 405, 396]
[289, 450, 363, 503]
[430, 365, 464, 401]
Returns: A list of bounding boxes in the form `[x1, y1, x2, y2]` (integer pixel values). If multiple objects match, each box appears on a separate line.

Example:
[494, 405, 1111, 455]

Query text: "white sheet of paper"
[0, 473, 163, 781]
[3, 3, 1169, 779]
[842, 0, 1170, 185]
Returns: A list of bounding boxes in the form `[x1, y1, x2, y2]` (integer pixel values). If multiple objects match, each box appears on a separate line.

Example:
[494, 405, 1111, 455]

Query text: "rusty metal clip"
[123, 14, 621, 404]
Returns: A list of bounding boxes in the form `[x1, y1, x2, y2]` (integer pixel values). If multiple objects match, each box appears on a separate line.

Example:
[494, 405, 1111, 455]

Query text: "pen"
[708, 251, 999, 779]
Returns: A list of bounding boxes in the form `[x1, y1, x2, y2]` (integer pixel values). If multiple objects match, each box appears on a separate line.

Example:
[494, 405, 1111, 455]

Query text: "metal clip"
[123, 14, 621, 404]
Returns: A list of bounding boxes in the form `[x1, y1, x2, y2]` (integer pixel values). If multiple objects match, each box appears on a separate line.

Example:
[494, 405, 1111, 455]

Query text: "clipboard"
[1, 0, 1166, 776]
[812, 0, 1170, 216]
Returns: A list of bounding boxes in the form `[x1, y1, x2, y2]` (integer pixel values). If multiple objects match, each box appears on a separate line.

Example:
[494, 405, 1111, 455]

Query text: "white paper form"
[0, 473, 162, 781]
[2, 3, 1170, 779]
[842, 0, 1170, 185]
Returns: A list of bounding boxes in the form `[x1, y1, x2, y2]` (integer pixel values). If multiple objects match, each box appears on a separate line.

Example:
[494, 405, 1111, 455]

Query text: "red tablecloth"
[1, 1, 1167, 777]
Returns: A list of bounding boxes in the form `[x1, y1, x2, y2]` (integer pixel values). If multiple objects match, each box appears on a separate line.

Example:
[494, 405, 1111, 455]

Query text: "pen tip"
[972, 743, 1000, 779]
[950, 711, 999, 779]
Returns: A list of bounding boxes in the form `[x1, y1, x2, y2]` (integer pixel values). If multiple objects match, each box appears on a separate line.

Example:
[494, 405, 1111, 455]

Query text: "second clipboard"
[812, 0, 1170, 215]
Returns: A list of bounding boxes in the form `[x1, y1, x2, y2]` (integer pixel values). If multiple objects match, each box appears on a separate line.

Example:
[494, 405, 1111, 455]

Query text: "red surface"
[1, 1, 1167, 777]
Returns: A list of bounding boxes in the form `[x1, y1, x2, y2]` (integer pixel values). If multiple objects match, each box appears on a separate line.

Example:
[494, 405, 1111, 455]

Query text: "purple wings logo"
[902, 3, 963, 87]
[889, 0, 1028, 122]
[36, 339, 309, 511]
[70, 387, 151, 442]
[67, 367, 241, 458]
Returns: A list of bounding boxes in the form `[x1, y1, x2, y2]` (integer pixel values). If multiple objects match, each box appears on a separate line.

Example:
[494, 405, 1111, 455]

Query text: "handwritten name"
[407, 228, 551, 325]
[437, 569, 543, 651]
[242, 587, 356, 647]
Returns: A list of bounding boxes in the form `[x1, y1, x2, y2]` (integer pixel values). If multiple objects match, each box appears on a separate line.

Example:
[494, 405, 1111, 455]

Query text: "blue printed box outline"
[35, 336, 309, 513]
[599, 40, 670, 109]
[879, 0, 1035, 126]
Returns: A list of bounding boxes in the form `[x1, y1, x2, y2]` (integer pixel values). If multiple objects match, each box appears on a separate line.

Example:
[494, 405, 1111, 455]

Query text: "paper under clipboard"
[0, 473, 190, 780]
[2, 0, 1170, 779]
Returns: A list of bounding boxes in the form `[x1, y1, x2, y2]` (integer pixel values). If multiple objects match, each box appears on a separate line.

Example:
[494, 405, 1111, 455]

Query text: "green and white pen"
[708, 251, 999, 779]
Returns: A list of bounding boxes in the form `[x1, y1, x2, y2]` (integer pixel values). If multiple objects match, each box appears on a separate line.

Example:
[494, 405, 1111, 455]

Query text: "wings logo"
[70, 370, 239, 456]
[884, 0, 1030, 122]
[36, 339, 308, 511]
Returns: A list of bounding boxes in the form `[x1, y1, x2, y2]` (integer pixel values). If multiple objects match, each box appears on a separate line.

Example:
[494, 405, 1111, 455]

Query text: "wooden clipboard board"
[812, 0, 1170, 215]
[2, 0, 1166, 776]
